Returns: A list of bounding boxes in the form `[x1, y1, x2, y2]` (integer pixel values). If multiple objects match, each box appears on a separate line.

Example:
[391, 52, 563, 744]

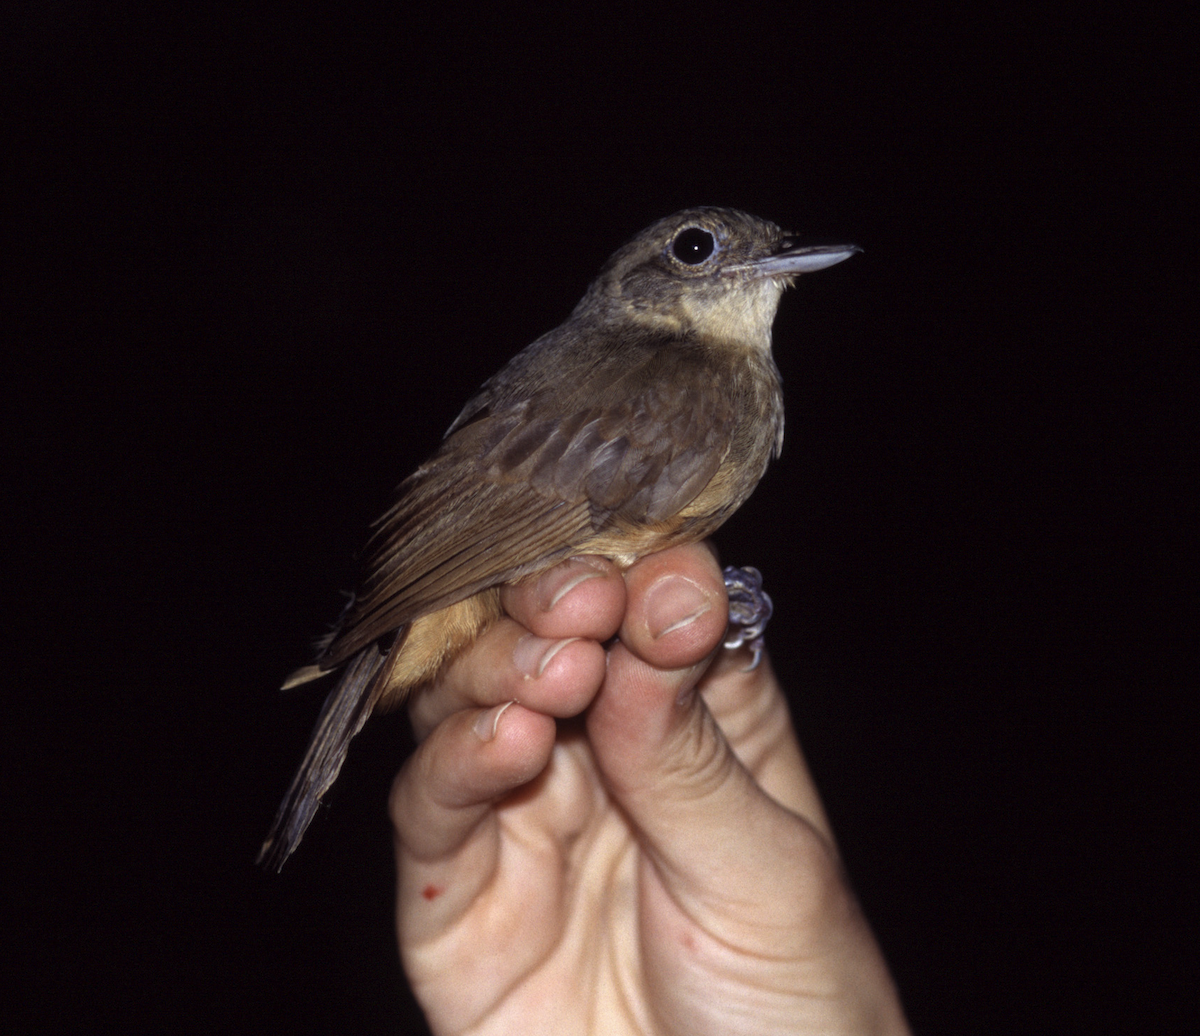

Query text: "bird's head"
[576, 207, 859, 351]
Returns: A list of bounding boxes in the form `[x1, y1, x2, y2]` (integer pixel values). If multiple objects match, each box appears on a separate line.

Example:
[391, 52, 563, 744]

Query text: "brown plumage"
[258, 207, 859, 869]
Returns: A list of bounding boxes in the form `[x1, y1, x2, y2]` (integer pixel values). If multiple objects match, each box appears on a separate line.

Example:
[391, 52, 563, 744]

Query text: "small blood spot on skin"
[423, 884, 443, 901]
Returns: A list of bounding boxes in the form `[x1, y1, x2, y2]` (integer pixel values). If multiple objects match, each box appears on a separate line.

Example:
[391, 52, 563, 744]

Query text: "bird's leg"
[722, 565, 773, 670]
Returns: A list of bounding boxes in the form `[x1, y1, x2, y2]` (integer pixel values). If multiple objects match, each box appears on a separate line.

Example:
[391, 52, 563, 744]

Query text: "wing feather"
[320, 328, 744, 667]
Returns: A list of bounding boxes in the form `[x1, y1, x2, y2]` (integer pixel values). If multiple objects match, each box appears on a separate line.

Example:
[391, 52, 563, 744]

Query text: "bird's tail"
[257, 643, 391, 871]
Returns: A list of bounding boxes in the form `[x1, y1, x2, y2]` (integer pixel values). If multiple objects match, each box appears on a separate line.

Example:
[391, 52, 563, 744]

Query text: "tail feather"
[280, 663, 330, 691]
[257, 645, 389, 871]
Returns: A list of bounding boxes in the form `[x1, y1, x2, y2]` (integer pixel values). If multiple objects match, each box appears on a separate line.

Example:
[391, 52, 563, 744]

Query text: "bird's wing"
[320, 334, 740, 665]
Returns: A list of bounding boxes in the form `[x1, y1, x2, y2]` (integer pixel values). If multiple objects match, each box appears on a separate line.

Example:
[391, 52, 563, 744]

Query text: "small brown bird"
[259, 207, 858, 869]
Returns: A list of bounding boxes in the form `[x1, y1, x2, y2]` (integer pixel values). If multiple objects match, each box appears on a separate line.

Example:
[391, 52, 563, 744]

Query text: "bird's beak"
[747, 241, 862, 278]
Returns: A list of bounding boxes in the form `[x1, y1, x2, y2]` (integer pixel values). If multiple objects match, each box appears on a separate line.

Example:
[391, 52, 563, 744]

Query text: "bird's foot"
[722, 565, 773, 670]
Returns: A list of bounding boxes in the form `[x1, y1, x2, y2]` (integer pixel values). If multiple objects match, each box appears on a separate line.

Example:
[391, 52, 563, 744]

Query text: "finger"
[500, 554, 626, 641]
[619, 542, 834, 842]
[408, 620, 607, 742]
[406, 556, 625, 739]
[589, 548, 843, 938]
[391, 698, 557, 943]
[591, 640, 841, 937]
[617, 541, 728, 672]
[694, 651, 836, 845]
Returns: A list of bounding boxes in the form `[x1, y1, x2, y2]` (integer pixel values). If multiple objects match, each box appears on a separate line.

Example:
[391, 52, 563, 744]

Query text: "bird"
[258, 207, 859, 870]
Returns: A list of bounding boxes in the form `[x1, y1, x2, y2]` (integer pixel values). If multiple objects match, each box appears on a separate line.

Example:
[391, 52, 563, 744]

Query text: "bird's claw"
[722, 565, 773, 670]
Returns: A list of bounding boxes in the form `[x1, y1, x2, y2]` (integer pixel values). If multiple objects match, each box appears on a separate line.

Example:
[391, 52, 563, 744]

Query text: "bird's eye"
[671, 227, 716, 265]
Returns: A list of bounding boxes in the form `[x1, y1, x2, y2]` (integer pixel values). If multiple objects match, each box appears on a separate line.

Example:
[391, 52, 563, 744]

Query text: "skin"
[391, 541, 912, 1036]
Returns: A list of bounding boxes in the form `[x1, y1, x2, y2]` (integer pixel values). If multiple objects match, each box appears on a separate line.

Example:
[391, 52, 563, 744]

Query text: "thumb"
[587, 548, 837, 932]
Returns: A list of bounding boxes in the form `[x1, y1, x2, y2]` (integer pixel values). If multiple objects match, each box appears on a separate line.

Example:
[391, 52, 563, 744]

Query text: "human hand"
[390, 541, 910, 1036]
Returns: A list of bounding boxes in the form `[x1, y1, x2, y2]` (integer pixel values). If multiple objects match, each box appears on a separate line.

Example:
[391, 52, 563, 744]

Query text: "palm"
[399, 665, 862, 1036]
[405, 726, 651, 1035]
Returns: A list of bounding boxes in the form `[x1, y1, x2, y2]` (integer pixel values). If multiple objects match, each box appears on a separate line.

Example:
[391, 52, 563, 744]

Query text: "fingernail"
[538, 557, 607, 611]
[474, 700, 515, 741]
[513, 634, 580, 678]
[644, 576, 713, 639]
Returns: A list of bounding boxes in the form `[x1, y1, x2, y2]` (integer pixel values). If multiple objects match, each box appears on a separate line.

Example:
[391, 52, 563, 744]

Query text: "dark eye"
[671, 227, 716, 265]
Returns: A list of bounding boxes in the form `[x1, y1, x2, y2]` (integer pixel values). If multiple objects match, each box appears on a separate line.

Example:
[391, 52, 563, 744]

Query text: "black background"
[5, 3, 1192, 1034]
